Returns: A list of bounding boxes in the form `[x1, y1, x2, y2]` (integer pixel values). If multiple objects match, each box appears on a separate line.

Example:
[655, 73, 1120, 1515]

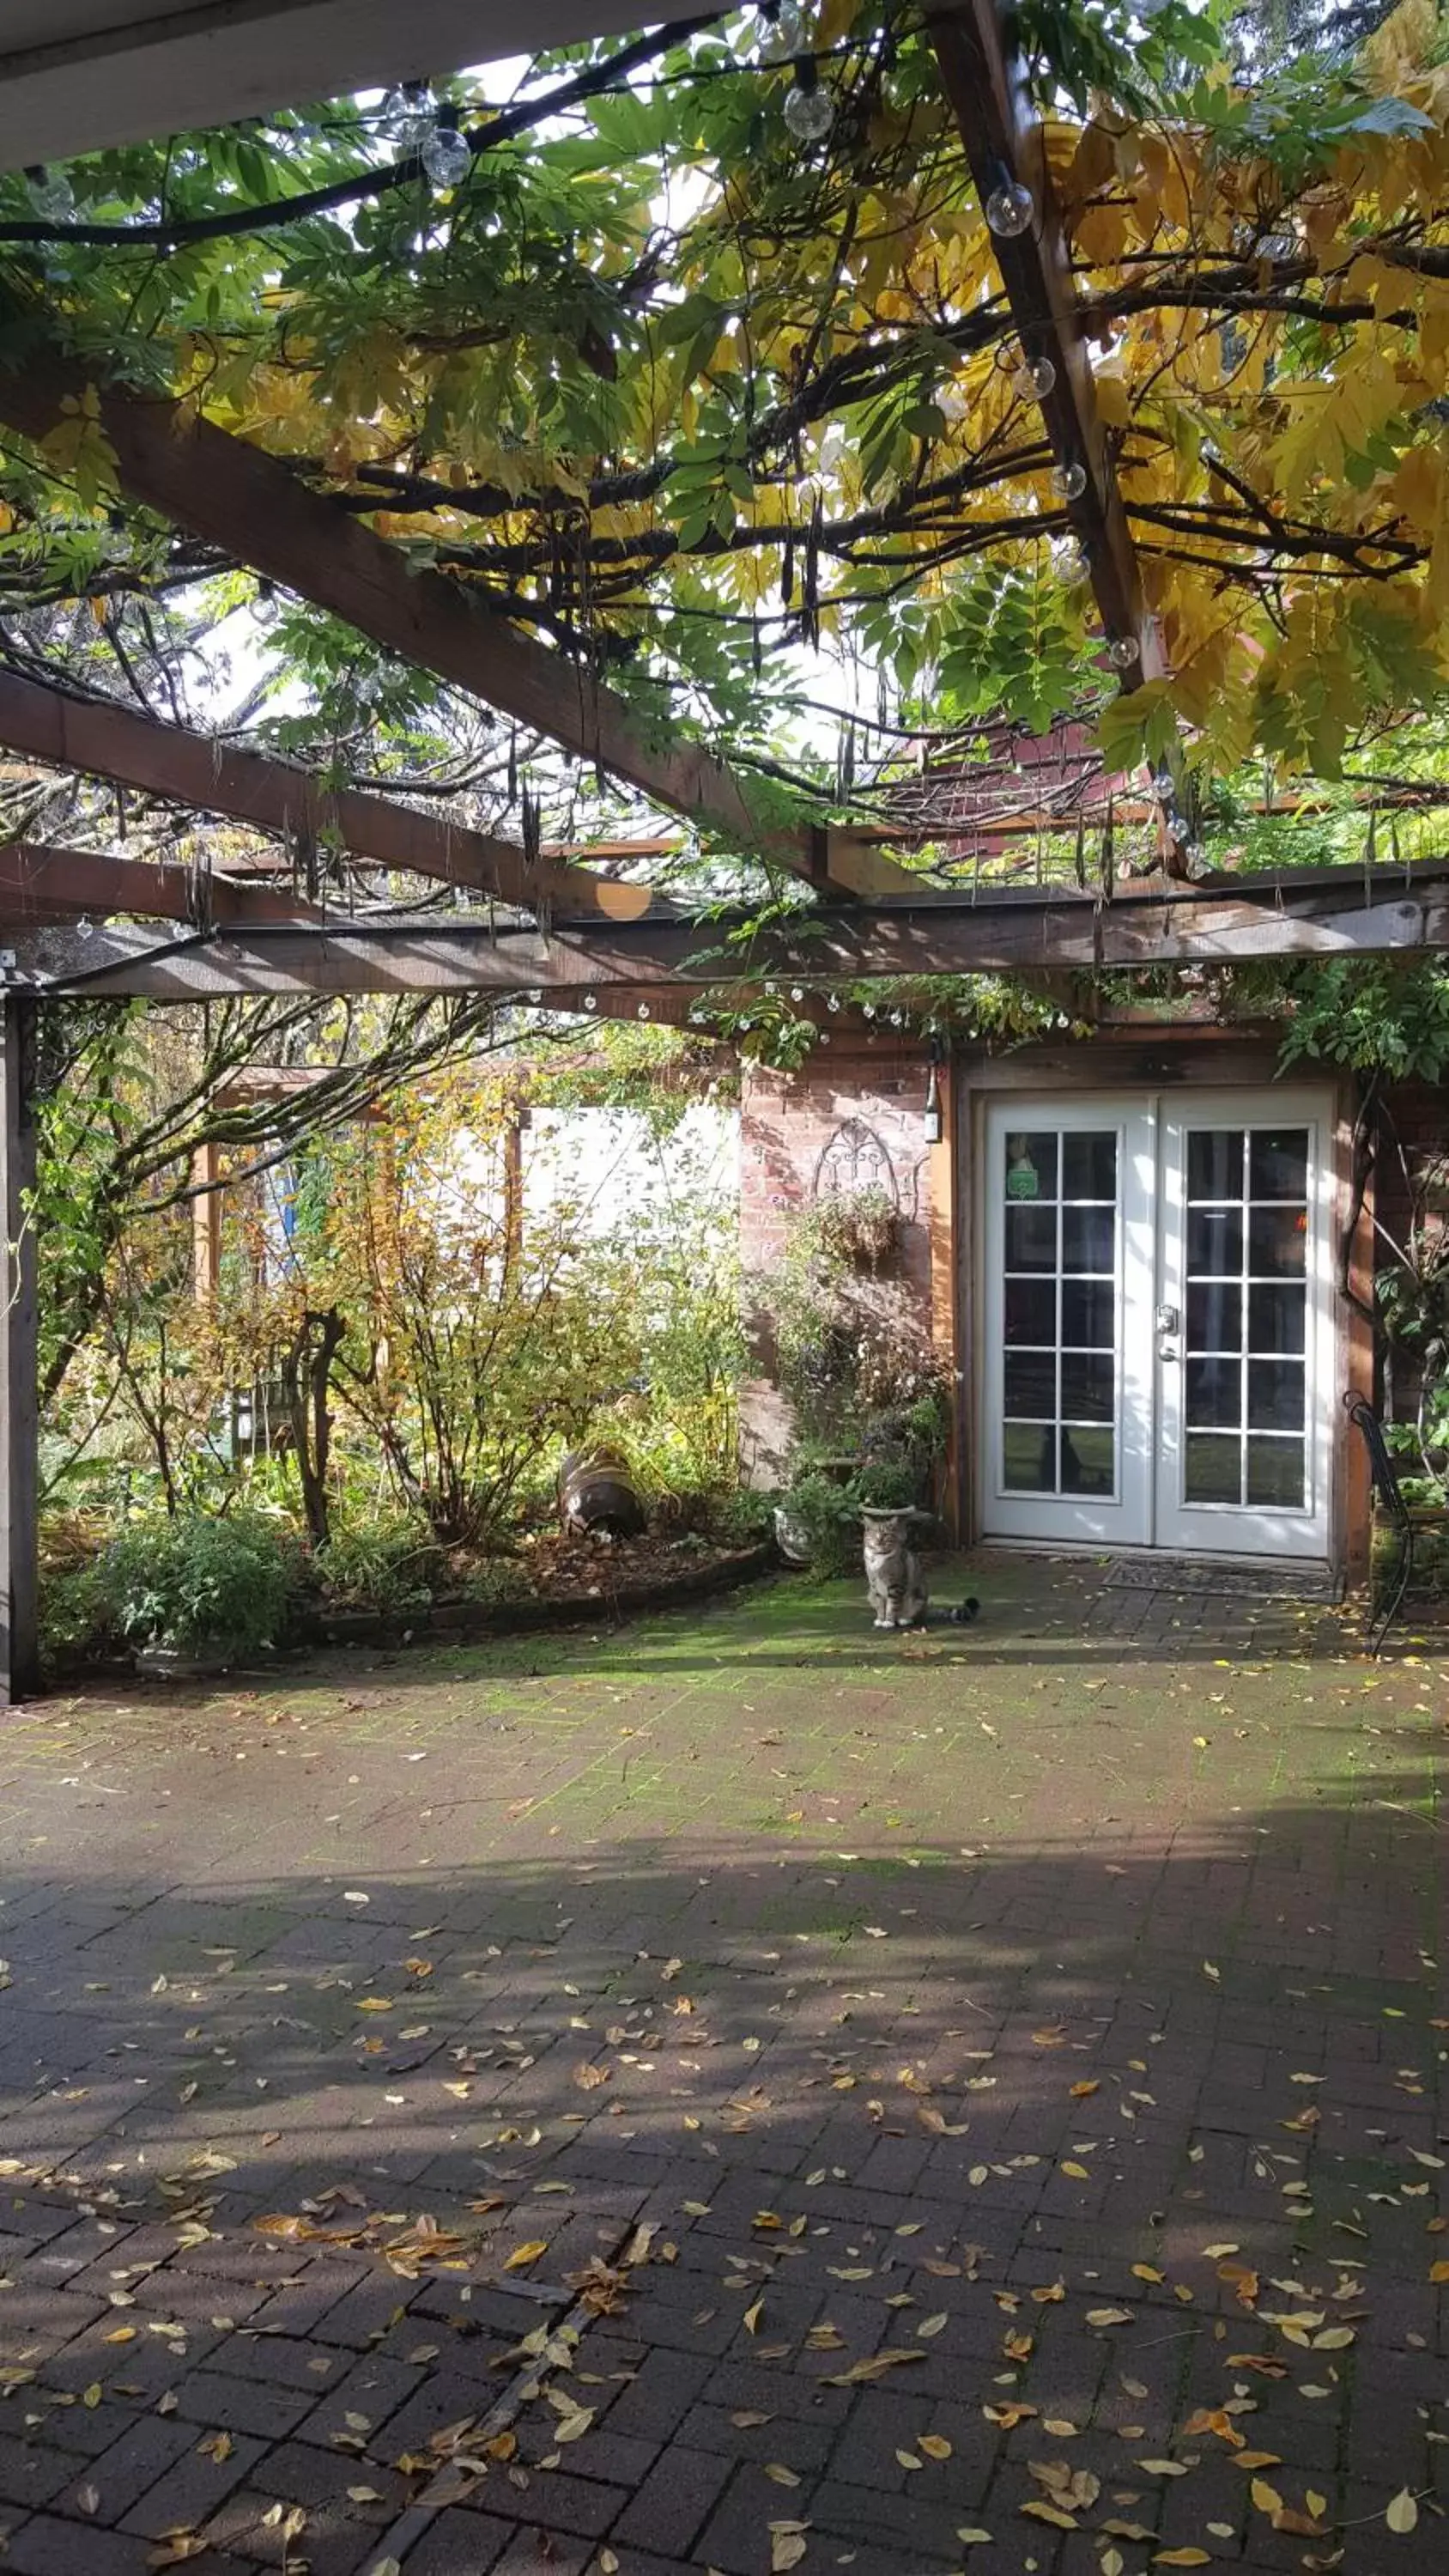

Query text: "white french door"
[979, 1091, 1334, 1560]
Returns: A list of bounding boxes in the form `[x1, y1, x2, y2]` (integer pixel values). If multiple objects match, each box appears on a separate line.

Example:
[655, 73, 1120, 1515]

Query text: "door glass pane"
[1247, 1437, 1305, 1506]
[1249, 1130, 1308, 1200]
[1004, 1278, 1056, 1345]
[999, 1126, 1118, 1501]
[1062, 1133, 1116, 1200]
[1005, 1204, 1057, 1271]
[1185, 1431, 1242, 1504]
[1062, 1279, 1113, 1348]
[1186, 1357, 1241, 1429]
[1247, 1358, 1304, 1431]
[1003, 1420, 1055, 1492]
[1060, 1426, 1113, 1491]
[1061, 1354, 1114, 1422]
[1187, 1206, 1243, 1276]
[1249, 1205, 1307, 1276]
[1004, 1133, 1058, 1201]
[1062, 1205, 1115, 1273]
[1188, 1130, 1243, 1200]
[1004, 1350, 1055, 1418]
[1187, 1280, 1241, 1353]
[1248, 1282, 1305, 1354]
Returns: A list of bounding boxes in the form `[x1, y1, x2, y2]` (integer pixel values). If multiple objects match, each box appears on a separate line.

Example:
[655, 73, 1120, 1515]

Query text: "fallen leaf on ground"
[1386, 2489, 1419, 2534]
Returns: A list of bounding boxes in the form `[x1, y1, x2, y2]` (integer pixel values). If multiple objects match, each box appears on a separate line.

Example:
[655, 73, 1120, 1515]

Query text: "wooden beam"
[925, 0, 1157, 687]
[0, 998, 38, 1703]
[0, 357, 923, 901]
[11, 866, 1449, 995]
[191, 1139, 221, 1307]
[0, 839, 327, 927]
[0, 671, 632, 920]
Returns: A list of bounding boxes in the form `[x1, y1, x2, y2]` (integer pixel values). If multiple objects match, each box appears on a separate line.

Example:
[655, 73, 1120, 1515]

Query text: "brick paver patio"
[0, 1552, 1446, 2574]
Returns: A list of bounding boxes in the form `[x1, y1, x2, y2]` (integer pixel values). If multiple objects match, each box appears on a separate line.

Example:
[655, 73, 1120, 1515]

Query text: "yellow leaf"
[1155, 2555, 1211, 2567]
[743, 2300, 763, 2335]
[823, 2351, 924, 2385]
[916, 2312, 948, 2338]
[766, 2464, 801, 2486]
[1021, 2500, 1077, 2530]
[1429, 2261, 1449, 2282]
[1070, 2080, 1100, 2099]
[355, 1997, 394, 2013]
[1132, 2265, 1165, 2283]
[504, 2241, 548, 2271]
[1251, 2480, 1285, 2518]
[1060, 2161, 1090, 2180]
[896, 2451, 923, 2471]
[956, 2532, 991, 2548]
[1386, 2488, 1419, 2534]
[919, 2436, 952, 2460]
[770, 2532, 808, 2573]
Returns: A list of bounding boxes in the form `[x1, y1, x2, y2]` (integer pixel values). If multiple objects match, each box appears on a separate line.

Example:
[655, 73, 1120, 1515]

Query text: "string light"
[24, 165, 74, 222]
[984, 166, 1034, 238]
[784, 59, 834, 143]
[1106, 635, 1142, 670]
[1012, 355, 1056, 401]
[381, 81, 433, 148]
[75, 915, 94, 941]
[421, 110, 472, 188]
[757, 0, 806, 60]
[1051, 461, 1088, 501]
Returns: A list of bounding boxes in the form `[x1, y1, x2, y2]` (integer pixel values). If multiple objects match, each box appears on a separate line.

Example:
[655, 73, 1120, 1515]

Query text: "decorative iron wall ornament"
[814, 1118, 896, 1205]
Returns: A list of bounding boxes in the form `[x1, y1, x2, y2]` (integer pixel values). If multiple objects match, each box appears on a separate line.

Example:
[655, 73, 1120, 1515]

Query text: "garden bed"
[70, 1533, 777, 1679]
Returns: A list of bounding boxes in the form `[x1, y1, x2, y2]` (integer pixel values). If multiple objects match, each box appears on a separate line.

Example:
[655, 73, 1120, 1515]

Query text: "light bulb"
[584, 993, 597, 1012]
[827, 993, 840, 1012]
[759, 0, 806, 60]
[25, 165, 74, 222]
[863, 1004, 876, 1018]
[1106, 635, 1142, 670]
[790, 986, 804, 1002]
[75, 914, 94, 942]
[1051, 460, 1088, 501]
[1151, 763, 1175, 798]
[381, 82, 433, 149]
[637, 1003, 650, 1019]
[1012, 355, 1056, 401]
[1055, 539, 1088, 585]
[421, 118, 471, 188]
[984, 177, 1034, 239]
[889, 1011, 904, 1027]
[784, 77, 834, 143]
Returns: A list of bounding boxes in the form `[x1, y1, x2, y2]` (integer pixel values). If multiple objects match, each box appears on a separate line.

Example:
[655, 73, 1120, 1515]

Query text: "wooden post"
[192, 1140, 222, 1304]
[0, 997, 39, 1703]
[925, 1049, 966, 1542]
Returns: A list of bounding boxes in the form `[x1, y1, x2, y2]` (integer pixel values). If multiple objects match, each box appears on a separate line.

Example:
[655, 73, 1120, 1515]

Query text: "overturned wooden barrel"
[560, 1446, 646, 1537]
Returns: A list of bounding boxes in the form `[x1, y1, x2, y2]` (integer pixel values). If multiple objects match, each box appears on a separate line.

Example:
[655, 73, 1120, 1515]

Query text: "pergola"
[0, 0, 1437, 1700]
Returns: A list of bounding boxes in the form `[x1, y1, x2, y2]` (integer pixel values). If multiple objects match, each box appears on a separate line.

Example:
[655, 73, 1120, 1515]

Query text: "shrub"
[779, 1468, 864, 1577]
[311, 1515, 440, 1615]
[95, 1510, 300, 1656]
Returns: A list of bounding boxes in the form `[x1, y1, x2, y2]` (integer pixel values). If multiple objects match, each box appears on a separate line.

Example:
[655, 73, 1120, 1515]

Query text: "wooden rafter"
[12, 864, 1449, 997]
[0, 839, 324, 927]
[924, 0, 1180, 857]
[0, 670, 636, 920]
[0, 352, 922, 902]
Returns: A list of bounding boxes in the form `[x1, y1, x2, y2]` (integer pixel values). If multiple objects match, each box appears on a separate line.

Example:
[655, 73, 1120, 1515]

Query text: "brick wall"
[738, 1044, 935, 1481]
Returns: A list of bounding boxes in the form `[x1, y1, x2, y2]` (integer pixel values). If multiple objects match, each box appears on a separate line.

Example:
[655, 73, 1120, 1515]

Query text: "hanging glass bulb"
[25, 165, 74, 222]
[583, 993, 597, 1012]
[637, 1003, 651, 1019]
[1012, 354, 1056, 402]
[1106, 635, 1142, 670]
[863, 1003, 876, 1018]
[1054, 538, 1088, 585]
[984, 170, 1034, 238]
[1051, 460, 1088, 501]
[421, 112, 471, 189]
[785, 76, 834, 143]
[758, 0, 806, 61]
[75, 914, 94, 942]
[790, 985, 804, 1002]
[1151, 763, 1175, 799]
[826, 993, 840, 1012]
[889, 1011, 904, 1027]
[381, 81, 433, 149]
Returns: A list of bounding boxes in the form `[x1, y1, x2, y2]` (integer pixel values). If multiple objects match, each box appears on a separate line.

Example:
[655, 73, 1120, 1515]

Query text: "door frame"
[961, 1053, 1349, 1568]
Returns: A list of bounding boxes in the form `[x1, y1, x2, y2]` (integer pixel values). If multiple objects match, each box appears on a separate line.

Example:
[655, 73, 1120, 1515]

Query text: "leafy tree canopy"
[0, 0, 1447, 854]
